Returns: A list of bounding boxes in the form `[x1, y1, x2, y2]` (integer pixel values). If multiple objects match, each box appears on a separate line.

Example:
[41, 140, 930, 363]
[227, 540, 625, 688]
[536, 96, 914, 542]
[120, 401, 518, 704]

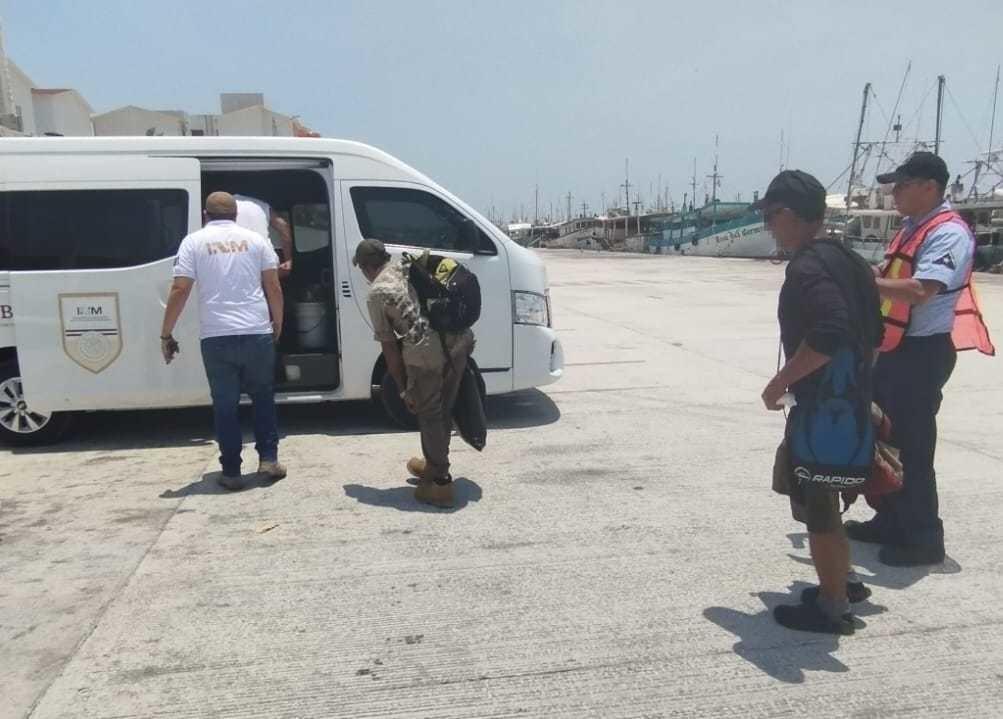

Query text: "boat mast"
[989, 64, 1000, 165]
[934, 75, 946, 155]
[690, 159, 697, 212]
[708, 134, 722, 226]
[847, 82, 871, 211]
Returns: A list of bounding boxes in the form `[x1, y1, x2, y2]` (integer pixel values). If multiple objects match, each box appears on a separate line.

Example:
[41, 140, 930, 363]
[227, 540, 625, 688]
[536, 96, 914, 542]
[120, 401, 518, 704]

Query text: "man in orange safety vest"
[844, 152, 993, 567]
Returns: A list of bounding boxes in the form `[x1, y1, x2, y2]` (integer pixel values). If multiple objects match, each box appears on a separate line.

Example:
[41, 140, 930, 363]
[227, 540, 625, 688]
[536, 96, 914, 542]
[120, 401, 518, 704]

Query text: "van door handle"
[321, 268, 332, 287]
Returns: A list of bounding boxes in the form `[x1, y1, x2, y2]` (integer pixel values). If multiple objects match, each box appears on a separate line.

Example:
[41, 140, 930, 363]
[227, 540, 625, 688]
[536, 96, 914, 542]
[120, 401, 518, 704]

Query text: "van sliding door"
[4, 156, 206, 413]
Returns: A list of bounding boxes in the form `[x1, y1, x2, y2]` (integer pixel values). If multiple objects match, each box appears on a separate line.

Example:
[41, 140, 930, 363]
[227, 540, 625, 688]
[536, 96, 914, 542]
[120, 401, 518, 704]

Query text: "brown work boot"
[406, 456, 427, 479]
[414, 479, 454, 508]
[257, 460, 287, 483]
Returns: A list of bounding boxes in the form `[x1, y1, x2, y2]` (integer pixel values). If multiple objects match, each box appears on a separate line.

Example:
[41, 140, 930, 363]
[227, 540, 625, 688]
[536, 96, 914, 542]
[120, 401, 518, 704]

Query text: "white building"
[1, 61, 93, 136]
[0, 57, 317, 139]
[31, 88, 94, 136]
[91, 105, 186, 136]
[218, 103, 294, 136]
[93, 93, 305, 137]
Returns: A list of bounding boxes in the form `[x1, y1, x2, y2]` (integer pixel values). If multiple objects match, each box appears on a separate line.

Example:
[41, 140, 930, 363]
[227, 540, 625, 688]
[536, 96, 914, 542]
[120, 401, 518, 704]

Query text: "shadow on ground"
[12, 389, 560, 455]
[786, 531, 962, 592]
[485, 389, 560, 429]
[704, 581, 882, 683]
[159, 471, 285, 499]
[343, 477, 482, 513]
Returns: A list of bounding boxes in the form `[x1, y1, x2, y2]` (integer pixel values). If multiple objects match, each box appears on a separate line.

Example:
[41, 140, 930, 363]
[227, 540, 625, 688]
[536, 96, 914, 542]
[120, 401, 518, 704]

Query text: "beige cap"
[352, 238, 390, 267]
[205, 191, 237, 216]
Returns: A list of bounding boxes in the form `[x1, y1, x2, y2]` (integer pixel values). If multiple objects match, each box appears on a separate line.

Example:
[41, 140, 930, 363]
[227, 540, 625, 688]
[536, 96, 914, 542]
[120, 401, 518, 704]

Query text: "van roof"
[0, 135, 419, 174]
[0, 135, 447, 196]
[0, 136, 502, 244]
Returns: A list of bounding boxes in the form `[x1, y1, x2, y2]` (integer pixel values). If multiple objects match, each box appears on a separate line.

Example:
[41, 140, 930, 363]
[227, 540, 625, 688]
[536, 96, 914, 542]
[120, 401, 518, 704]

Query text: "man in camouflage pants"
[354, 239, 474, 508]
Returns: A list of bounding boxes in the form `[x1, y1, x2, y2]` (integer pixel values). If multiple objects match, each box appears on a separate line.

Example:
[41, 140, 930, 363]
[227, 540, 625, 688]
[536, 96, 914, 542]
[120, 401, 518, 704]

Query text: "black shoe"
[878, 543, 945, 567]
[217, 474, 244, 491]
[774, 602, 855, 635]
[844, 519, 894, 545]
[800, 582, 872, 605]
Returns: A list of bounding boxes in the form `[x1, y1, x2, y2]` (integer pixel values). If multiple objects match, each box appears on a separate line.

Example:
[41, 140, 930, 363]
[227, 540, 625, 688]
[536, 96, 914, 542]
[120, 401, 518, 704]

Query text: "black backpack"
[404, 252, 482, 332]
[805, 241, 884, 352]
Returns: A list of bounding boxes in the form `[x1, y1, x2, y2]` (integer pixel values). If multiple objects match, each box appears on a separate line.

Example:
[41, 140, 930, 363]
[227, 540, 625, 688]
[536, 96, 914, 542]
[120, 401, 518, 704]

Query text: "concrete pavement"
[3, 250, 1003, 718]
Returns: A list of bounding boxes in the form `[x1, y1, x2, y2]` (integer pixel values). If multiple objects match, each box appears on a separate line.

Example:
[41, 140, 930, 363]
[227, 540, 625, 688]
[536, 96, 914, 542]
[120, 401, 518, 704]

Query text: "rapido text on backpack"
[404, 251, 482, 332]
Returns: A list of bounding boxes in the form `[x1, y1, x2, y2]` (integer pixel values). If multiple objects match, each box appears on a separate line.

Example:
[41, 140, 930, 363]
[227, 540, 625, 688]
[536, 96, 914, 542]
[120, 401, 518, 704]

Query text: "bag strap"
[803, 242, 872, 357]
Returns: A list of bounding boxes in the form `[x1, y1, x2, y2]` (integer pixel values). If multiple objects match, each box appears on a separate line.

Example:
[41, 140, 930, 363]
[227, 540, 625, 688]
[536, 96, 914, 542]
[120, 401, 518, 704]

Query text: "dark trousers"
[200, 334, 279, 477]
[406, 334, 474, 482]
[872, 334, 956, 549]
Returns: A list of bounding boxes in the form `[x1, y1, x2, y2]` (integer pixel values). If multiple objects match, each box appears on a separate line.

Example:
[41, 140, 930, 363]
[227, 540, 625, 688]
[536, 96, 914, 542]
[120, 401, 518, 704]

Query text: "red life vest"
[879, 209, 994, 355]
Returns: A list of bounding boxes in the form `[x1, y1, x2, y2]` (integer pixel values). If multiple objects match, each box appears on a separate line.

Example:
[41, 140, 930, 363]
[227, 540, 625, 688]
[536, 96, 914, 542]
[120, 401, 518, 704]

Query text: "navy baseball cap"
[876, 151, 949, 187]
[751, 169, 827, 221]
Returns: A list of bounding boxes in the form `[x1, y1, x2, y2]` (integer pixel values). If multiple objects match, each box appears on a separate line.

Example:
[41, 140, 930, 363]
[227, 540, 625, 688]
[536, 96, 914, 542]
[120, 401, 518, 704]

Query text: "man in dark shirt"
[758, 170, 882, 635]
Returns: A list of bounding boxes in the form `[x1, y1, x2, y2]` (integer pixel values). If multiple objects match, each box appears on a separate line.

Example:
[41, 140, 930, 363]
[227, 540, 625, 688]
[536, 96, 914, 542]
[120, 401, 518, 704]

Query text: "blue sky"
[5, 0, 1002, 221]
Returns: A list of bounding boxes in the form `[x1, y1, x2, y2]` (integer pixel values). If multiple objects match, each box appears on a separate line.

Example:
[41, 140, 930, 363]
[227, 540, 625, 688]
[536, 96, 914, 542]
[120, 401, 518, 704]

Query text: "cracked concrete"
[2, 250, 1002, 718]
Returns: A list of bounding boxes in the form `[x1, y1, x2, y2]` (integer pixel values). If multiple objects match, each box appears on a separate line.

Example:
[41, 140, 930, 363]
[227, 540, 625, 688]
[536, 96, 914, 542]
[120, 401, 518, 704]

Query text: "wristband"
[160, 335, 173, 341]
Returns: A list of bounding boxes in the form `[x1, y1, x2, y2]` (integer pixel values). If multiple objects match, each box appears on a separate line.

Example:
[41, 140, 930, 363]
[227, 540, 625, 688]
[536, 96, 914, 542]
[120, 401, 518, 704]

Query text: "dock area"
[4, 249, 1003, 718]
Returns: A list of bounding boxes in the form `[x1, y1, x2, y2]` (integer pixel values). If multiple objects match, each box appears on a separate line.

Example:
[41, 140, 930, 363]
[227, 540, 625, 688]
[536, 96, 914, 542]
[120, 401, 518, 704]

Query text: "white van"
[0, 137, 564, 445]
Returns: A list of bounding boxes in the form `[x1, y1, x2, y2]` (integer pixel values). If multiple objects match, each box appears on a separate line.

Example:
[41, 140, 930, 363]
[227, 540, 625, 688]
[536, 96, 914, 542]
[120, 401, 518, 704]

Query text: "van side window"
[0, 189, 189, 271]
[350, 186, 496, 255]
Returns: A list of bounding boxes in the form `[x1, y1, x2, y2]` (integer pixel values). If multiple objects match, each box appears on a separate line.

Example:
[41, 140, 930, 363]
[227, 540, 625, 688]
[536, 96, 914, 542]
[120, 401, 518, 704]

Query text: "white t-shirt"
[233, 194, 273, 243]
[174, 220, 279, 339]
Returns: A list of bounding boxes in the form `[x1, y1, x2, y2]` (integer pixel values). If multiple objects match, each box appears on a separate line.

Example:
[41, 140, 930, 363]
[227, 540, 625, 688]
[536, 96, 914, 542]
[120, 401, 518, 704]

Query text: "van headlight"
[513, 291, 549, 326]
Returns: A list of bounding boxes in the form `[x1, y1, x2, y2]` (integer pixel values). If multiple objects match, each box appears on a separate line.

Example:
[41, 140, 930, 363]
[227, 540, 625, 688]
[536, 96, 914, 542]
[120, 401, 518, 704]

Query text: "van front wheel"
[379, 372, 418, 429]
[0, 362, 73, 446]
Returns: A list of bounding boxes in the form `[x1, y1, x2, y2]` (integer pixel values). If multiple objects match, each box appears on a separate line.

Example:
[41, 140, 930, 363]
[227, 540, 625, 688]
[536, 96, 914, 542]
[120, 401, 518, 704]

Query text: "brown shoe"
[406, 456, 427, 478]
[258, 460, 287, 483]
[414, 480, 454, 508]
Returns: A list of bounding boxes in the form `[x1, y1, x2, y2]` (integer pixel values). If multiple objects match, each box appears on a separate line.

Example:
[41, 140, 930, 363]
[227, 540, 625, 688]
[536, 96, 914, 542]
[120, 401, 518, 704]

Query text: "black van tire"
[0, 361, 74, 446]
[378, 357, 486, 429]
[379, 371, 418, 429]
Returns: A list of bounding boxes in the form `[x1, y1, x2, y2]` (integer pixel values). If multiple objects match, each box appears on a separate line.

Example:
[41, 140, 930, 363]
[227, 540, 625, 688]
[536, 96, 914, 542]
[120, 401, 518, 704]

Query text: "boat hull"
[657, 220, 778, 259]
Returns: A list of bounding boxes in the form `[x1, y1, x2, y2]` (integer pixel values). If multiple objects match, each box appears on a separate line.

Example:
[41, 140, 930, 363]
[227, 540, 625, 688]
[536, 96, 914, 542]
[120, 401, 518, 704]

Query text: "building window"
[0, 189, 189, 270]
[350, 186, 496, 254]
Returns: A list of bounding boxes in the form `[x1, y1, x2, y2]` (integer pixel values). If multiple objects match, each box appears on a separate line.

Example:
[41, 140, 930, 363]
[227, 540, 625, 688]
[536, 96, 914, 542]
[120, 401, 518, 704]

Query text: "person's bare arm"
[381, 340, 406, 392]
[762, 340, 832, 410]
[875, 277, 942, 306]
[160, 277, 194, 364]
[161, 277, 194, 339]
[270, 213, 293, 274]
[262, 268, 284, 340]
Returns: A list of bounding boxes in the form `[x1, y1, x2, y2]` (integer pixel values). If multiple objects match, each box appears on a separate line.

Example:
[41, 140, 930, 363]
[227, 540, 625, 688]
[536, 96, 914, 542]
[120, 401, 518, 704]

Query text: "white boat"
[650, 202, 778, 259]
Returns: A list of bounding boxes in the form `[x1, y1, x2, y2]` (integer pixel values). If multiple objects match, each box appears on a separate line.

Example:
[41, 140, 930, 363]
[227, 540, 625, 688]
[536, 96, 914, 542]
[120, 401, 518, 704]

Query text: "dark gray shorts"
[790, 482, 842, 534]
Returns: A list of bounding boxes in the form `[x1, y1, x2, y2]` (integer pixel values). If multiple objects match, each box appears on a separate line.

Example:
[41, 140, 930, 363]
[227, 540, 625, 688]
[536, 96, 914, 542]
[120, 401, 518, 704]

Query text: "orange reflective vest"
[879, 209, 994, 355]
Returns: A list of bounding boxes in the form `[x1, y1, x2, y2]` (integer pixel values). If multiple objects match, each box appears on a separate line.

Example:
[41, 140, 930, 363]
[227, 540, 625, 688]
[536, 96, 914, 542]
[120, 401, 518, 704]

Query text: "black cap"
[751, 169, 826, 222]
[352, 238, 390, 267]
[875, 151, 949, 187]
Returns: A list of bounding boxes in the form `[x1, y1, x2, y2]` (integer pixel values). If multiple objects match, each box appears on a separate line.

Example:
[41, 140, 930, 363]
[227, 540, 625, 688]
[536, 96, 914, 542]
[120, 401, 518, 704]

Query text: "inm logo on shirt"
[207, 240, 250, 256]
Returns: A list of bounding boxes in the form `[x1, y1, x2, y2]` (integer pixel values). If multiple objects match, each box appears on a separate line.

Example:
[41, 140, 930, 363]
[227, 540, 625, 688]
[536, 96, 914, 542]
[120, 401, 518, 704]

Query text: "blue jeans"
[200, 334, 279, 477]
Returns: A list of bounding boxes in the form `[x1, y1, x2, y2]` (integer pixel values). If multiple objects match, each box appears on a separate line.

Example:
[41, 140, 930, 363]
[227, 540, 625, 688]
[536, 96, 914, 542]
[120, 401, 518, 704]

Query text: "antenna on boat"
[847, 82, 871, 211]
[621, 158, 631, 213]
[934, 75, 946, 155]
[690, 159, 697, 212]
[989, 64, 1000, 164]
[707, 134, 722, 205]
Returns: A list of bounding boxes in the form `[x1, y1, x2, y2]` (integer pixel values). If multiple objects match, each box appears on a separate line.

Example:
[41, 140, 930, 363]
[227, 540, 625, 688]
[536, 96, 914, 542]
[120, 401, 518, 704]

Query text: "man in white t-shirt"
[233, 194, 293, 278]
[160, 192, 287, 490]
